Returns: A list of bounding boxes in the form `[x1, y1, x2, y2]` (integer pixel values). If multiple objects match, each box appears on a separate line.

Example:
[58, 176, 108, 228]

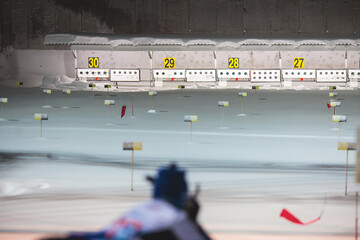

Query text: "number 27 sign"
[293, 57, 304, 69]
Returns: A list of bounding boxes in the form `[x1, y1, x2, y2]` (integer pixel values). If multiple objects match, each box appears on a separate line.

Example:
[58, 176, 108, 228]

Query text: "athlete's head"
[153, 164, 188, 209]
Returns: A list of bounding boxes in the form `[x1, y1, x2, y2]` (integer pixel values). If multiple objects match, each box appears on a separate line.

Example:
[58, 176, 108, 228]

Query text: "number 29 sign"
[164, 58, 175, 69]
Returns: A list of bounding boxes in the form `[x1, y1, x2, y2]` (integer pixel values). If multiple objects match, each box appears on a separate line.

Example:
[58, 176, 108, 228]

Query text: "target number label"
[88, 57, 99, 68]
[228, 58, 239, 69]
[293, 57, 304, 69]
[164, 58, 175, 69]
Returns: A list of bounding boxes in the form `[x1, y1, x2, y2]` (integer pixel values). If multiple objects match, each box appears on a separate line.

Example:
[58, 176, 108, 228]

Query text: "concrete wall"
[1, 49, 359, 87]
[76, 50, 359, 71]
[1, 0, 360, 50]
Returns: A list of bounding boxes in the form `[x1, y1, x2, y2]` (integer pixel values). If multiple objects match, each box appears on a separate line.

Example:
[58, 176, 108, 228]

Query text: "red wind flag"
[121, 105, 126, 118]
[280, 209, 321, 225]
[326, 103, 331, 108]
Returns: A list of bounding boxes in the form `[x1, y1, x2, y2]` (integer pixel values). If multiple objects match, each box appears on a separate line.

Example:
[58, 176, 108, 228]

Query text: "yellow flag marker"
[149, 91, 157, 96]
[330, 101, 341, 115]
[329, 92, 338, 100]
[104, 84, 111, 92]
[332, 115, 347, 122]
[89, 83, 96, 91]
[123, 142, 143, 191]
[16, 82, 23, 88]
[178, 85, 185, 94]
[329, 86, 336, 91]
[252, 86, 259, 96]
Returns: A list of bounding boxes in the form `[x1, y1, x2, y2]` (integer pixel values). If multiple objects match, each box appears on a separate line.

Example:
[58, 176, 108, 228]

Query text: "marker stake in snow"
[34, 113, 48, 137]
[123, 142, 142, 191]
[62, 90, 71, 108]
[218, 101, 229, 128]
[131, 96, 135, 118]
[252, 86, 259, 96]
[178, 85, 185, 94]
[332, 115, 347, 142]
[16, 82, 23, 88]
[184, 115, 198, 142]
[329, 101, 341, 115]
[43, 89, 51, 106]
[104, 100, 115, 121]
[89, 83, 96, 92]
[338, 142, 357, 196]
[356, 129, 360, 184]
[356, 192, 359, 240]
[104, 84, 111, 93]
[238, 92, 247, 116]
[329, 92, 338, 100]
[148, 91, 157, 112]
[0, 98, 8, 119]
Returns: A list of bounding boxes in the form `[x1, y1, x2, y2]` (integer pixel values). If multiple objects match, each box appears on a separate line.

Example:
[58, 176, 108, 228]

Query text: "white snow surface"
[0, 85, 359, 238]
[43, 33, 360, 50]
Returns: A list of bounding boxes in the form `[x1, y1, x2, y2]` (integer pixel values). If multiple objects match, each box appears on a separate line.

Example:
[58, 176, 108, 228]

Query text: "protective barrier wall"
[73, 50, 360, 87]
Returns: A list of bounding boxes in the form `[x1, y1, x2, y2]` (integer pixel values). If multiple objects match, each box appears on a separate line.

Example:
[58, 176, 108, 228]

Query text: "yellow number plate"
[228, 58, 239, 69]
[293, 57, 304, 69]
[164, 58, 175, 69]
[88, 57, 99, 68]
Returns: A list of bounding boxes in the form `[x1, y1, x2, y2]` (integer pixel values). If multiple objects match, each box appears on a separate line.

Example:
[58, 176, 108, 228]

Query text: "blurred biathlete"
[42, 164, 211, 240]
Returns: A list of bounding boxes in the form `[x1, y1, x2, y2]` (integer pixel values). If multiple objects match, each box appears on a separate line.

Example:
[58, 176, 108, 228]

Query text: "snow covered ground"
[0, 85, 359, 239]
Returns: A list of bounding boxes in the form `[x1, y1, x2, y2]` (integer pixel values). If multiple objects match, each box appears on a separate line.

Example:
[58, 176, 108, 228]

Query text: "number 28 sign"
[228, 58, 239, 68]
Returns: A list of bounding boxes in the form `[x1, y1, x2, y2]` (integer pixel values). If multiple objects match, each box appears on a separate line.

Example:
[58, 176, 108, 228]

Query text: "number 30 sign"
[88, 57, 99, 68]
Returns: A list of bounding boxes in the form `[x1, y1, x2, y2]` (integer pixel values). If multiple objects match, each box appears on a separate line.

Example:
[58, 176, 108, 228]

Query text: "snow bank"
[239, 39, 269, 46]
[185, 39, 216, 46]
[44, 33, 360, 51]
[217, 41, 239, 49]
[153, 39, 184, 46]
[109, 39, 134, 47]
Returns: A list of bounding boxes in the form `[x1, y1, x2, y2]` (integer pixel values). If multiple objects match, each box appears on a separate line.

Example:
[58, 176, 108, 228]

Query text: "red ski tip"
[280, 208, 321, 225]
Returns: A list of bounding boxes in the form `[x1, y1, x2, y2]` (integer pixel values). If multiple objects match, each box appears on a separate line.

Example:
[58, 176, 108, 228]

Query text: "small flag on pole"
[121, 105, 126, 118]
